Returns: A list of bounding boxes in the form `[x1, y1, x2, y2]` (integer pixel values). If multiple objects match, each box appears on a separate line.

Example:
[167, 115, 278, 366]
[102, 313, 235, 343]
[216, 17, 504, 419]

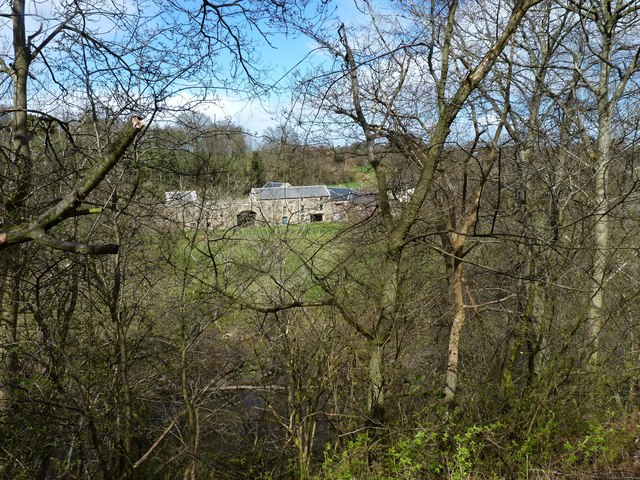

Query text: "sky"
[192, 0, 365, 138]
[194, 34, 318, 138]
[0, 0, 364, 138]
[0, 0, 497, 145]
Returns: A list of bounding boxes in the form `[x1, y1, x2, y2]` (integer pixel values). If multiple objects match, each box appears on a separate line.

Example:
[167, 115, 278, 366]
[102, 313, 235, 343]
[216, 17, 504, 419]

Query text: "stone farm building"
[165, 182, 375, 229]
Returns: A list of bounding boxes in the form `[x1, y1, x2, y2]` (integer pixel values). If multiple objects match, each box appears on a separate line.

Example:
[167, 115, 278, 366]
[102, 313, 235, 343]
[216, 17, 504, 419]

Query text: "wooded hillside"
[1, 0, 640, 478]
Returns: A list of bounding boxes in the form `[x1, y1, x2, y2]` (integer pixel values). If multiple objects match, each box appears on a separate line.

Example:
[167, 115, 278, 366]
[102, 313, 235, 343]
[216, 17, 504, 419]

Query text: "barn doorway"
[310, 213, 323, 222]
[237, 210, 257, 227]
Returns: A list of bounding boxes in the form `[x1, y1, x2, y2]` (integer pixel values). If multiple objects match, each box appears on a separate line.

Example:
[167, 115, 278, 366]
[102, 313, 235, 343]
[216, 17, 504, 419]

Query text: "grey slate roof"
[252, 185, 332, 200]
[165, 191, 198, 205]
[327, 187, 355, 201]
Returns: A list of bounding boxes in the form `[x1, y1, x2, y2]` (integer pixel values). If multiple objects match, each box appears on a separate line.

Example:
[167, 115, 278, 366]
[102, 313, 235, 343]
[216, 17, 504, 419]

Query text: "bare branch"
[0, 117, 144, 253]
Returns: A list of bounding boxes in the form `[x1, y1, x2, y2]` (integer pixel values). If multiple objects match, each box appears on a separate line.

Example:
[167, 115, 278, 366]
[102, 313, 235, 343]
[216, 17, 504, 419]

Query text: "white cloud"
[163, 92, 282, 137]
[198, 96, 279, 136]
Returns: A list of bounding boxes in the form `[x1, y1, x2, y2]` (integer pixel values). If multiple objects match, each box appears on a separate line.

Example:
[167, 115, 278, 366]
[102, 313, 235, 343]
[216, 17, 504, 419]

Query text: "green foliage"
[316, 433, 433, 480]
[444, 422, 503, 480]
[562, 423, 609, 466]
[314, 417, 635, 479]
[250, 152, 266, 190]
[315, 423, 509, 480]
[317, 436, 371, 480]
[494, 400, 639, 477]
[508, 407, 559, 472]
[385, 430, 430, 478]
[559, 415, 635, 469]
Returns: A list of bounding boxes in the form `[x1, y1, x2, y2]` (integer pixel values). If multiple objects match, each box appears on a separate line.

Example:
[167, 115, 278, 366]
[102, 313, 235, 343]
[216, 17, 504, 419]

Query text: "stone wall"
[164, 190, 373, 230]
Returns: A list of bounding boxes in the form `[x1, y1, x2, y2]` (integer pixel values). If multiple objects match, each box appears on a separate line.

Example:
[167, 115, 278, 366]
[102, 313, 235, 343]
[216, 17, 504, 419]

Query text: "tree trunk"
[367, 339, 386, 428]
[584, 16, 615, 368]
[444, 241, 465, 406]
[108, 246, 134, 479]
[182, 344, 198, 480]
[585, 107, 611, 369]
[0, 0, 30, 419]
[9, 0, 32, 211]
[0, 260, 19, 416]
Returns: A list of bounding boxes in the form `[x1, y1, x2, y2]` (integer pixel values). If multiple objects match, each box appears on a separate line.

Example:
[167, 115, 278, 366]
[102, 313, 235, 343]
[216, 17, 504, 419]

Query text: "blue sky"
[0, 0, 363, 137]
[194, 31, 320, 138]
[194, 0, 366, 137]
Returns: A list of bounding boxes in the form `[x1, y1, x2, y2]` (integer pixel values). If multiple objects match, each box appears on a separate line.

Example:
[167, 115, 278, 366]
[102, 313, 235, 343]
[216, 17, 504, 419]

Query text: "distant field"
[169, 222, 348, 269]
[211, 220, 346, 240]
[165, 221, 354, 316]
[352, 164, 376, 189]
[328, 165, 376, 190]
[328, 181, 360, 189]
[354, 165, 374, 173]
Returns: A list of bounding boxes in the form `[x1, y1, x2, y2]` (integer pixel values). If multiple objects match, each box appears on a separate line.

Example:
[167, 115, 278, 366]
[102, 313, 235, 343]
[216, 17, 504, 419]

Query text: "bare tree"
[0, 1, 319, 475]
[295, 0, 543, 419]
[561, 0, 640, 369]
